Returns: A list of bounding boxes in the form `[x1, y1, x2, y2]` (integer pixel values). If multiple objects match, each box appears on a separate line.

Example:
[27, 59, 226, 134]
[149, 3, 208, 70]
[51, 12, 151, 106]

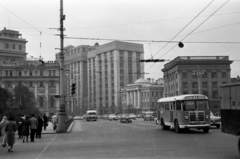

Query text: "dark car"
[144, 114, 154, 121]
[120, 113, 132, 123]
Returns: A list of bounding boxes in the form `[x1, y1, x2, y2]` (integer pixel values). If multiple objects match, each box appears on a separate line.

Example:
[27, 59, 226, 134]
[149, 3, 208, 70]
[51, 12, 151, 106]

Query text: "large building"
[0, 28, 60, 116]
[162, 56, 233, 113]
[120, 78, 164, 114]
[55, 44, 96, 116]
[87, 41, 144, 115]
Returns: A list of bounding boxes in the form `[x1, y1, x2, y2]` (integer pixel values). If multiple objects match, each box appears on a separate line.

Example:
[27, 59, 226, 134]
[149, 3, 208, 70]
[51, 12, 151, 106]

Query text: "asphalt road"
[0, 119, 239, 159]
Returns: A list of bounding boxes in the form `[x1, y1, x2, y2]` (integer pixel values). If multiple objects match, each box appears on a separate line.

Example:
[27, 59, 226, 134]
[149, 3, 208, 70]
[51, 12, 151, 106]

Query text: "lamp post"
[56, 0, 67, 133]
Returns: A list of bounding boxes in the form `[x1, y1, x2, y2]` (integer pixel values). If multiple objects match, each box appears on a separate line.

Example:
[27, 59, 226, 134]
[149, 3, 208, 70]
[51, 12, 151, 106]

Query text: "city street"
[0, 119, 239, 159]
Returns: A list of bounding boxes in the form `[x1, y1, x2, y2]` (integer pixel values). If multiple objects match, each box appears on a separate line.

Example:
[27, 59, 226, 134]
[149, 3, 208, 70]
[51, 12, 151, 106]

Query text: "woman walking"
[21, 115, 31, 142]
[0, 116, 8, 147]
[5, 116, 17, 152]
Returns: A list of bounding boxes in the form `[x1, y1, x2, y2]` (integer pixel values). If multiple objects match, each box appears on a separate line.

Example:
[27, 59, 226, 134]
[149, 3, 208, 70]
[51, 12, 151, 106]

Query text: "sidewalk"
[42, 121, 74, 134]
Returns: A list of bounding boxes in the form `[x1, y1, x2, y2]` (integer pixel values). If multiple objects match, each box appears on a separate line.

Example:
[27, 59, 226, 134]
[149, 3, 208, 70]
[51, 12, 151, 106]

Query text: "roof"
[134, 78, 151, 84]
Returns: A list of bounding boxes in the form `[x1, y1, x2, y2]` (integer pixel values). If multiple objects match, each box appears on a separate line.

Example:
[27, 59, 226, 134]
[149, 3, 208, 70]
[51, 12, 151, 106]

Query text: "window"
[202, 72, 207, 78]
[212, 82, 217, 88]
[12, 44, 15, 49]
[183, 91, 188, 94]
[212, 72, 217, 78]
[182, 72, 187, 78]
[203, 82, 207, 88]
[5, 43, 9, 49]
[29, 71, 33, 76]
[212, 90, 218, 98]
[222, 72, 226, 78]
[192, 72, 197, 78]
[183, 82, 187, 88]
[19, 45, 22, 50]
[39, 97, 44, 108]
[202, 91, 208, 97]
[192, 82, 198, 88]
[50, 97, 55, 108]
[40, 82, 44, 88]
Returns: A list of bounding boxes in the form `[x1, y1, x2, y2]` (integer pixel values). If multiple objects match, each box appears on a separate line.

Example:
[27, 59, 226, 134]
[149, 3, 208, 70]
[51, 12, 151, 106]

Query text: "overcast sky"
[1, 0, 240, 79]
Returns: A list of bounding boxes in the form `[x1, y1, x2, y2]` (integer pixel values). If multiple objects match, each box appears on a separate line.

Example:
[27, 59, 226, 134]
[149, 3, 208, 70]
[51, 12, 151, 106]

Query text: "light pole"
[57, 0, 67, 133]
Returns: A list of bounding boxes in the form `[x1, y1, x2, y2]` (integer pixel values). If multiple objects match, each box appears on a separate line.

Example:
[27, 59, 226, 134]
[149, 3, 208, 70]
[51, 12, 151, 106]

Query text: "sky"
[1, 0, 240, 80]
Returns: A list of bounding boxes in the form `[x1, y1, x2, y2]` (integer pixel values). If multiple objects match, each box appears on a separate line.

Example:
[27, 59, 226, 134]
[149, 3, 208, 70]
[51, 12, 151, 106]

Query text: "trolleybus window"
[182, 100, 209, 111]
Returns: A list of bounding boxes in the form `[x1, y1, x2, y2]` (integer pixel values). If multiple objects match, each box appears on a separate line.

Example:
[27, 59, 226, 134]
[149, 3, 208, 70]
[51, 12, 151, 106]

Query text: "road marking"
[35, 134, 58, 159]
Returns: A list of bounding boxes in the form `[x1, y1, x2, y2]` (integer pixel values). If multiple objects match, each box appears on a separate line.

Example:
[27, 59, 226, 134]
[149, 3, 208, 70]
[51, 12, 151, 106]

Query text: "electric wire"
[146, 0, 230, 72]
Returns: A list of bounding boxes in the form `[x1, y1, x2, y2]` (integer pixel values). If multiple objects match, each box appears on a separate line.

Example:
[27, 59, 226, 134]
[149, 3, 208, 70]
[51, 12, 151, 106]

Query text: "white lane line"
[35, 134, 58, 159]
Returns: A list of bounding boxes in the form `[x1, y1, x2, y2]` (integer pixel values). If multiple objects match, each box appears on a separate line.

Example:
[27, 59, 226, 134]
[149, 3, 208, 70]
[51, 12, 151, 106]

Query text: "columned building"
[0, 28, 60, 116]
[120, 78, 164, 114]
[162, 56, 233, 113]
[55, 44, 96, 116]
[87, 41, 144, 115]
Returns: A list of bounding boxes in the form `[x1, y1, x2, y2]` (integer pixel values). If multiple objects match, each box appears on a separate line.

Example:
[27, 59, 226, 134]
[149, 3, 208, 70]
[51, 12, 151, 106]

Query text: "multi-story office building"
[87, 41, 144, 115]
[120, 78, 164, 114]
[55, 44, 96, 116]
[162, 56, 233, 112]
[0, 28, 60, 116]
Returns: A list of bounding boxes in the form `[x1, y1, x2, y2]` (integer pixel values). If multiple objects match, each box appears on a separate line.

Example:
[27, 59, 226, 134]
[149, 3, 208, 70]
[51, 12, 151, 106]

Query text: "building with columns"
[87, 41, 144, 115]
[120, 78, 164, 114]
[162, 56, 233, 113]
[0, 28, 60, 116]
[55, 44, 96, 116]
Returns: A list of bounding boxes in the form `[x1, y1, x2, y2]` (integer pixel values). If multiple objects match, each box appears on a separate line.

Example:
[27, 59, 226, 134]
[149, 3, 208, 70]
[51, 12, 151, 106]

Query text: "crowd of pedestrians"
[0, 114, 52, 152]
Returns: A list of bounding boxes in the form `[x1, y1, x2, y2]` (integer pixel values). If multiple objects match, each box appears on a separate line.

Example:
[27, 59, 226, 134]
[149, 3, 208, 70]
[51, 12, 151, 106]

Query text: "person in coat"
[21, 115, 31, 142]
[0, 116, 8, 147]
[5, 116, 17, 152]
[29, 114, 38, 142]
[36, 115, 43, 138]
[43, 114, 48, 130]
[16, 114, 23, 138]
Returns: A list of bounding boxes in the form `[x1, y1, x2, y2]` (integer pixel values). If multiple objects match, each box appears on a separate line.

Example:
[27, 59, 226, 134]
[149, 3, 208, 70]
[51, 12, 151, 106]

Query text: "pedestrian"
[36, 115, 43, 138]
[43, 114, 48, 130]
[52, 114, 58, 130]
[29, 114, 38, 142]
[0, 116, 8, 147]
[21, 115, 31, 143]
[5, 116, 17, 152]
[16, 114, 23, 138]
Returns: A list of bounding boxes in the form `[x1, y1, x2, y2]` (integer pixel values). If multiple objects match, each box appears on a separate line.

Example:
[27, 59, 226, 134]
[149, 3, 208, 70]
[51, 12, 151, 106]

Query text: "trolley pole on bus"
[56, 0, 67, 133]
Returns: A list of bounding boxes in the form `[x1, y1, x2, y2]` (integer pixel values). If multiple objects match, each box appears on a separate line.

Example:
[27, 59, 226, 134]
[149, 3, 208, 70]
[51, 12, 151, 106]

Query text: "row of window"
[182, 72, 227, 79]
[5, 43, 23, 50]
[182, 81, 227, 89]
[3, 70, 57, 76]
[5, 81, 56, 88]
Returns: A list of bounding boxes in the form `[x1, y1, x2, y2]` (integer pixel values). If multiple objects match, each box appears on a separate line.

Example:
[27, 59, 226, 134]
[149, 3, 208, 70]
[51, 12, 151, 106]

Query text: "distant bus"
[86, 110, 97, 121]
[156, 94, 211, 133]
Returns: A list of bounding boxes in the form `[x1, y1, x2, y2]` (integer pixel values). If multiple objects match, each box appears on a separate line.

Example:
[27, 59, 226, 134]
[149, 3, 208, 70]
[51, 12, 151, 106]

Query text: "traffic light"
[71, 83, 76, 95]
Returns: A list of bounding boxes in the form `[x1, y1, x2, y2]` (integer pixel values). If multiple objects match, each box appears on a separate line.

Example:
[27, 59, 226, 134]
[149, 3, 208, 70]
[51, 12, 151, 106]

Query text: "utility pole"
[57, 0, 67, 133]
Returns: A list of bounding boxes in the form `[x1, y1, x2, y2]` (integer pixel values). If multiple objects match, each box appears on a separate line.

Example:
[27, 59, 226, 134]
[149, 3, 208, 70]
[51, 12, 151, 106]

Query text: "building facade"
[120, 78, 164, 114]
[87, 41, 144, 115]
[162, 56, 233, 113]
[0, 28, 60, 116]
[55, 44, 96, 116]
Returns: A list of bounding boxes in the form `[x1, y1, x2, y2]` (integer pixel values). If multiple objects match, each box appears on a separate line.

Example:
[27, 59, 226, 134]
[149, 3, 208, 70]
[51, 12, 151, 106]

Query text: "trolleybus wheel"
[174, 120, 181, 133]
[161, 119, 170, 130]
[238, 137, 240, 155]
[203, 127, 209, 133]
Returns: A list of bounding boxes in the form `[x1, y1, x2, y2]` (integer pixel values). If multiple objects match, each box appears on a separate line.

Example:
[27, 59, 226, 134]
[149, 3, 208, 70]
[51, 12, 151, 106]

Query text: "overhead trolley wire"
[146, 0, 230, 72]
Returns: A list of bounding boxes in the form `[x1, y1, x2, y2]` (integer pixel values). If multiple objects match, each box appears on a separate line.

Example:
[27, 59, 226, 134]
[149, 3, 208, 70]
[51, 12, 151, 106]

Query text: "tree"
[0, 87, 12, 114]
[13, 85, 36, 110]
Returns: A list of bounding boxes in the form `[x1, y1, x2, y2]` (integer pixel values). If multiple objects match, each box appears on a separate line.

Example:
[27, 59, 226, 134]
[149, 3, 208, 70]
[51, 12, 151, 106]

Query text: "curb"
[67, 120, 74, 133]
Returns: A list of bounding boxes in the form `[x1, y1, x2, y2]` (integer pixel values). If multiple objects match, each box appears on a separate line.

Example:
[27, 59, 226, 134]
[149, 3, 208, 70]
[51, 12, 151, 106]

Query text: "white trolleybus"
[156, 94, 211, 133]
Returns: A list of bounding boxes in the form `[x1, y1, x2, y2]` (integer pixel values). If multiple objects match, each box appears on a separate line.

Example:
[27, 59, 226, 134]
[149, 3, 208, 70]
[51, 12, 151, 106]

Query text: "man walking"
[29, 114, 38, 142]
[43, 114, 48, 130]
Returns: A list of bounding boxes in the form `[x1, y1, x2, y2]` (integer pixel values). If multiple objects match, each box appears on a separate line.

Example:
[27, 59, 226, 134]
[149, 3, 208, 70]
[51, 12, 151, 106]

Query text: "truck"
[86, 110, 97, 121]
[220, 83, 240, 154]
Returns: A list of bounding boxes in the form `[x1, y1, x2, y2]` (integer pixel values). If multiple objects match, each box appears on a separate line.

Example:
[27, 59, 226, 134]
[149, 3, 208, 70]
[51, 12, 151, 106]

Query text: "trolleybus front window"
[183, 101, 195, 111]
[196, 101, 209, 110]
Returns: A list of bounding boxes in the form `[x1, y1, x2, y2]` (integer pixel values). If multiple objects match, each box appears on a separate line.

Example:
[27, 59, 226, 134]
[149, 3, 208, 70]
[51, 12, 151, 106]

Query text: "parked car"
[129, 114, 137, 120]
[144, 114, 154, 121]
[116, 114, 122, 120]
[210, 111, 221, 128]
[108, 114, 118, 121]
[120, 113, 132, 123]
[136, 114, 142, 118]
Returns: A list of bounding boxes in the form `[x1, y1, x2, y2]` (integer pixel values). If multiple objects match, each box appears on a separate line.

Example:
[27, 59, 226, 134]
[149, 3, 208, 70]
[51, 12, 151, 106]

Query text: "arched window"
[19, 45, 22, 50]
[5, 43, 9, 49]
[12, 44, 15, 49]
[39, 96, 44, 108]
[50, 97, 55, 108]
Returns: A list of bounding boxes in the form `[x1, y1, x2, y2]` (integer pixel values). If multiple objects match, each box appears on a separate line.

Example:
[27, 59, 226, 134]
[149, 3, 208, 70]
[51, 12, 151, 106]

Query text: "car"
[129, 114, 137, 120]
[108, 114, 118, 121]
[120, 113, 132, 123]
[136, 114, 142, 118]
[144, 114, 154, 121]
[116, 114, 122, 120]
[210, 111, 221, 128]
